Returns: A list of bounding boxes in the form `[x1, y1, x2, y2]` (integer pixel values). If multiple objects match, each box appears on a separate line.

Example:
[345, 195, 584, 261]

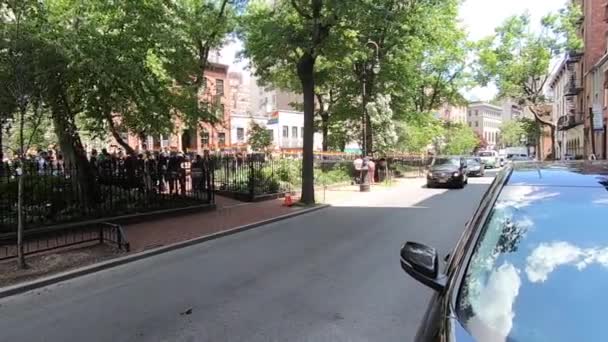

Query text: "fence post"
[116, 225, 122, 249]
[99, 224, 104, 244]
[248, 158, 255, 201]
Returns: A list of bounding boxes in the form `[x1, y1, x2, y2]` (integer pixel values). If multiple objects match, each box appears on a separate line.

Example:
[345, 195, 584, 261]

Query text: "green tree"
[248, 121, 272, 152]
[474, 4, 583, 159]
[396, 113, 444, 154]
[499, 120, 526, 147]
[443, 123, 478, 155]
[240, 0, 349, 204]
[366, 94, 397, 155]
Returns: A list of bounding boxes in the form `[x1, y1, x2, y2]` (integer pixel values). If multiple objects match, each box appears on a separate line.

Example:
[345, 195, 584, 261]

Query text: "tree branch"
[290, 0, 312, 19]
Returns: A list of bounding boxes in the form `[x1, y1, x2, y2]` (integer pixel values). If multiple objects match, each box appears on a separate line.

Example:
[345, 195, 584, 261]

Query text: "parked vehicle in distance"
[464, 157, 484, 177]
[498, 149, 507, 167]
[506, 153, 530, 162]
[477, 150, 499, 169]
[504, 146, 528, 157]
[426, 156, 468, 189]
[401, 161, 608, 342]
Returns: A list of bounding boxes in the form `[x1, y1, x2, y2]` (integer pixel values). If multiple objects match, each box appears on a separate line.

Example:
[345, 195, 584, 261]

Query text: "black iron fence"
[211, 155, 416, 200]
[0, 161, 213, 233]
[0, 222, 129, 261]
[386, 156, 430, 178]
[212, 156, 301, 200]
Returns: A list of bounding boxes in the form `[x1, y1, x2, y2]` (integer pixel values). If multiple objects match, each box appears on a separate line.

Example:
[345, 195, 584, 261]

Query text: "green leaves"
[248, 120, 272, 151]
[499, 120, 527, 148]
[442, 122, 478, 155]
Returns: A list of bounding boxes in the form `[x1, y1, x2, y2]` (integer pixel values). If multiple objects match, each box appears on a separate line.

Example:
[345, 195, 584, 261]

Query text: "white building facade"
[266, 110, 323, 151]
[467, 102, 502, 149]
[229, 112, 271, 148]
[435, 104, 467, 124]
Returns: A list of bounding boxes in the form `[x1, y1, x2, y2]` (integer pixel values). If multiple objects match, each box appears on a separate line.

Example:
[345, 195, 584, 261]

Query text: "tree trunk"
[0, 125, 4, 176]
[16, 162, 25, 269]
[48, 90, 98, 206]
[321, 112, 329, 152]
[107, 116, 136, 155]
[297, 53, 316, 205]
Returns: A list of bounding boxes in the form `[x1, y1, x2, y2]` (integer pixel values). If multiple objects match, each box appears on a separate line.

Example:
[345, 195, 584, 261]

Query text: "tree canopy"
[474, 3, 583, 159]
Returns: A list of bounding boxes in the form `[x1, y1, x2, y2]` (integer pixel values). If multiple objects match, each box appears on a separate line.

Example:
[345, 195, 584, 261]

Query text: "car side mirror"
[400, 242, 446, 292]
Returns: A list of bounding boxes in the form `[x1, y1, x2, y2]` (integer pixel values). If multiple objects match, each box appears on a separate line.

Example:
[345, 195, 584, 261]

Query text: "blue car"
[401, 162, 608, 342]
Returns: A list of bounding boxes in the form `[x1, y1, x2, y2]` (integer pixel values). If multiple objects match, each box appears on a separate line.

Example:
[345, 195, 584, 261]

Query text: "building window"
[301, 127, 304, 138]
[216, 79, 224, 96]
[237, 127, 245, 141]
[475, 121, 478, 127]
[161, 134, 169, 148]
[468, 122, 471, 127]
[282, 126, 289, 138]
[292, 126, 298, 138]
[475, 110, 478, 116]
[267, 129, 274, 142]
[201, 131, 209, 146]
[468, 110, 471, 116]
[218, 132, 226, 146]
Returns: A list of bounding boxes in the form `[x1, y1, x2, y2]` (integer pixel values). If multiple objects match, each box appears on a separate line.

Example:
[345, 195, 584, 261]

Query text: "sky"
[219, 0, 569, 97]
[460, 0, 567, 101]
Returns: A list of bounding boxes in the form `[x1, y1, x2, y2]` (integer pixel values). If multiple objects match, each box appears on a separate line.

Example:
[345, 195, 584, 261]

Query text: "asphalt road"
[0, 173, 496, 342]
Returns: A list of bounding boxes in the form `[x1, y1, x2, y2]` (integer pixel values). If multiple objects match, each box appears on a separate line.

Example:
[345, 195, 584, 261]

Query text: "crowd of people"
[1, 147, 213, 196]
[90, 148, 213, 195]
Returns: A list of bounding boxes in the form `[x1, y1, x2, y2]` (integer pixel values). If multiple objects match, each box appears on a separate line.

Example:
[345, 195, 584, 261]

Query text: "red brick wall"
[583, 0, 608, 156]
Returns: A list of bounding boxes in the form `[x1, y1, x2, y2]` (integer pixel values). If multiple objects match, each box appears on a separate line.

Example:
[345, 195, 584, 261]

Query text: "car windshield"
[456, 177, 608, 341]
[433, 158, 460, 166]
[478, 152, 494, 157]
[466, 158, 481, 165]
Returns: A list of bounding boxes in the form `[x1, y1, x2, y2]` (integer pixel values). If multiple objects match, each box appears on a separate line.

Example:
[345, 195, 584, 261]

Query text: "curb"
[0, 204, 330, 299]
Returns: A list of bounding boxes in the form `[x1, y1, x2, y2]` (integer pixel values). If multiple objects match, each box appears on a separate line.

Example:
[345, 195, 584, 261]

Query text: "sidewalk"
[124, 195, 305, 252]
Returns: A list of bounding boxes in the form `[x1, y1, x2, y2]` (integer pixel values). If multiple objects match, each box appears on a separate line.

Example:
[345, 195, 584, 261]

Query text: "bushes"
[315, 163, 352, 186]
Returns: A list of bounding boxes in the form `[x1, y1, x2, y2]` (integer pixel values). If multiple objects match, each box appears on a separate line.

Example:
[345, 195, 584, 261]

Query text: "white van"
[477, 150, 499, 169]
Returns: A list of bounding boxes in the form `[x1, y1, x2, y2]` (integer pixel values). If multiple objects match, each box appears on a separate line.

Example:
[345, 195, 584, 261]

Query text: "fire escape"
[558, 53, 584, 131]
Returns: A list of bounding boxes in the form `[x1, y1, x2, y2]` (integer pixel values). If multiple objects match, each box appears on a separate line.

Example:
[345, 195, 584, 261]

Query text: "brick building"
[581, 0, 608, 158]
[124, 62, 231, 154]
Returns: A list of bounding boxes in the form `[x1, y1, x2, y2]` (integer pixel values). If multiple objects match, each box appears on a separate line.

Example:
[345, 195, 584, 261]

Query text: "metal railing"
[0, 159, 214, 233]
[0, 222, 129, 261]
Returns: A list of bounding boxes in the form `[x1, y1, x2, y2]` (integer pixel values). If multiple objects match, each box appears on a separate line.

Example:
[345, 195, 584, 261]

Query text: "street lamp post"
[359, 40, 380, 192]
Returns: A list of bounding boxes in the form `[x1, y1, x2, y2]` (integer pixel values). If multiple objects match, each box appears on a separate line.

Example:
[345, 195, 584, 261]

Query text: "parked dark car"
[465, 157, 484, 177]
[427, 156, 468, 188]
[401, 161, 608, 342]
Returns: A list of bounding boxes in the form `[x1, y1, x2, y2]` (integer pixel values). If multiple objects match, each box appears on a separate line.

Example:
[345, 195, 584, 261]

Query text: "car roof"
[507, 161, 608, 188]
[455, 161, 608, 341]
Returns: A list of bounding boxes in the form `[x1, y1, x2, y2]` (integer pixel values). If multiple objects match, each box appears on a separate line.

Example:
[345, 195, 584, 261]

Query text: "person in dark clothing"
[177, 153, 187, 195]
[167, 152, 179, 195]
[157, 151, 168, 192]
[191, 155, 203, 192]
[90, 149, 98, 168]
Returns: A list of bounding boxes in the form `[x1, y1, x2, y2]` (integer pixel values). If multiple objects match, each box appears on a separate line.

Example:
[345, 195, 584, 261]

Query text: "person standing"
[157, 151, 168, 192]
[191, 155, 203, 192]
[367, 158, 376, 185]
[353, 155, 363, 184]
[167, 152, 179, 195]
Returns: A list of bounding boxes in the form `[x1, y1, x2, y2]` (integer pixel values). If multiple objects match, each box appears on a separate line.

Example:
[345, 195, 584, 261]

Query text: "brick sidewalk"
[123, 195, 303, 252]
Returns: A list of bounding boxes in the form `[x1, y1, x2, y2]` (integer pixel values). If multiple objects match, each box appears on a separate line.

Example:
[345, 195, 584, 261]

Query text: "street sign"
[592, 104, 604, 131]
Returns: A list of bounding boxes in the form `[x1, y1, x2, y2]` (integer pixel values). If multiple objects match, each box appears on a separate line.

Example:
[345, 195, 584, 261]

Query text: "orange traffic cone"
[283, 193, 293, 207]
